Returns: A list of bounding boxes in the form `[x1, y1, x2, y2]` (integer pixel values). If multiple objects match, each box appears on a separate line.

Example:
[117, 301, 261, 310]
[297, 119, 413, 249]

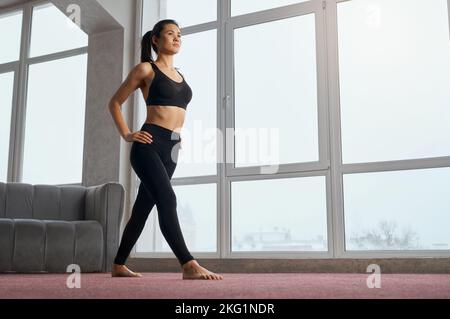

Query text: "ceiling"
[0, 0, 32, 10]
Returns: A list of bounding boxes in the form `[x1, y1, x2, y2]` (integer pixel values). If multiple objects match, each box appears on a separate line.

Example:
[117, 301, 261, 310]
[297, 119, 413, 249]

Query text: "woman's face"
[153, 23, 181, 54]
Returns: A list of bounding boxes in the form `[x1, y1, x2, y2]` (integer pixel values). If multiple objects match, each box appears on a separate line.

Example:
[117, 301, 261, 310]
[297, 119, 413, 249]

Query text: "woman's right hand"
[124, 131, 153, 144]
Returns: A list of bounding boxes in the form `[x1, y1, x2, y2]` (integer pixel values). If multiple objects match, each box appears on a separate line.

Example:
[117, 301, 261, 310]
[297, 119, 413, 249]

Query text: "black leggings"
[113, 123, 195, 266]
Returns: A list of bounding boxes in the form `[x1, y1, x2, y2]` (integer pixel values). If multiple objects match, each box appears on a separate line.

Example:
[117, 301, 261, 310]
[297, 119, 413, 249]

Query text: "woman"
[108, 19, 223, 280]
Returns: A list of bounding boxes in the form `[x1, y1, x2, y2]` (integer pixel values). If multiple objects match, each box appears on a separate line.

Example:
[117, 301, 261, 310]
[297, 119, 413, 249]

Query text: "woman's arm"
[108, 62, 153, 141]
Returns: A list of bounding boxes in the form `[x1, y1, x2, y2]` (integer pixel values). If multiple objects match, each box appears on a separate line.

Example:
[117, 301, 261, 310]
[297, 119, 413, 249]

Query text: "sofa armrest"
[85, 182, 125, 272]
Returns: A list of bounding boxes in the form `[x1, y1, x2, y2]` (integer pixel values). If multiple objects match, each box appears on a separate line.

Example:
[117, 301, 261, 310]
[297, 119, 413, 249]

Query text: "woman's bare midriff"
[145, 105, 185, 133]
[139, 75, 185, 133]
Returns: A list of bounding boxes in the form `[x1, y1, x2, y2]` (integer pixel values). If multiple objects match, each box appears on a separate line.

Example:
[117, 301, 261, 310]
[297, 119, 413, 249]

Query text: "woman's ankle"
[182, 259, 198, 269]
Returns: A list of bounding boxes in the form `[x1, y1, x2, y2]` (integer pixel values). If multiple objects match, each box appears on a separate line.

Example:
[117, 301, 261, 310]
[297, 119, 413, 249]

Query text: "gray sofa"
[0, 181, 124, 273]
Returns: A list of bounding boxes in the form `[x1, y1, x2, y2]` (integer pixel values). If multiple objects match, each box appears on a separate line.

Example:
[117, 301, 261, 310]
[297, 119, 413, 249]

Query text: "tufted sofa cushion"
[0, 183, 86, 221]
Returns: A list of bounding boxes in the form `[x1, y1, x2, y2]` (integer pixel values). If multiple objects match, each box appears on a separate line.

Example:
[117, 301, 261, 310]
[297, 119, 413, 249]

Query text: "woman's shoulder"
[128, 62, 155, 89]
[134, 61, 155, 79]
[136, 61, 154, 72]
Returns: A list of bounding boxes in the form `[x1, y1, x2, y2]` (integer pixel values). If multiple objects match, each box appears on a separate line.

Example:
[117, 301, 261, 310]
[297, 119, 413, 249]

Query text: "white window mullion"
[6, 64, 20, 182]
[323, 0, 346, 258]
[219, 0, 231, 259]
[13, 3, 32, 182]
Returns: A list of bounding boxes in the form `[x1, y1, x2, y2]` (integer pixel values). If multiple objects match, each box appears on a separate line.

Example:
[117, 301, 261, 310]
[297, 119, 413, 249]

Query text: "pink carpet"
[1, 273, 449, 299]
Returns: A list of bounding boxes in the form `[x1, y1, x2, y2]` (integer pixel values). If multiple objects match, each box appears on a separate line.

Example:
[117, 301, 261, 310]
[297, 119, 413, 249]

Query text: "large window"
[344, 167, 450, 250]
[170, 30, 217, 178]
[23, 54, 87, 184]
[234, 14, 318, 167]
[231, 176, 327, 252]
[0, 10, 22, 64]
[231, 0, 310, 16]
[337, 0, 450, 253]
[338, 0, 450, 164]
[0, 1, 88, 184]
[30, 3, 87, 57]
[135, 0, 450, 260]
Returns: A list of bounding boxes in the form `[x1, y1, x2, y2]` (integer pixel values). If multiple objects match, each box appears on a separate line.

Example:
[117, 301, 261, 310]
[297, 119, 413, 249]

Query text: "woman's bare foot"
[111, 263, 142, 277]
[182, 260, 223, 280]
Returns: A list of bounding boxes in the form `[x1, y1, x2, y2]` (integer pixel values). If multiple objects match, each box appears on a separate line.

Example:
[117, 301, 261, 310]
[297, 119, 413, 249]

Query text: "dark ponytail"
[140, 30, 154, 63]
[140, 19, 180, 63]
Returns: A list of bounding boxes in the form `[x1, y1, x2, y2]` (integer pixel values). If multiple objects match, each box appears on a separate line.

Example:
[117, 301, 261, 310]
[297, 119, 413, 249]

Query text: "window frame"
[0, 0, 88, 186]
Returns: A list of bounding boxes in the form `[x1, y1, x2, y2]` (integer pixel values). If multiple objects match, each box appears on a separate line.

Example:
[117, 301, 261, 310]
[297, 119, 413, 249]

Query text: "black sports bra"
[146, 61, 193, 110]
